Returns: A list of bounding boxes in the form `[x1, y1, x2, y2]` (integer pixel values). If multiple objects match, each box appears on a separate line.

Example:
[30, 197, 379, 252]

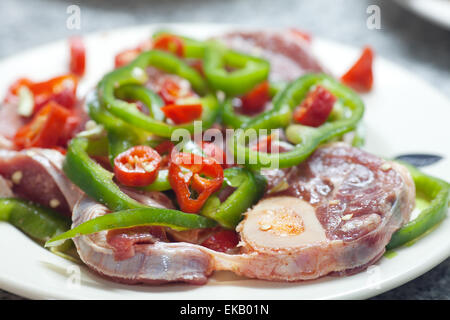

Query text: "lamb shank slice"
[213, 143, 415, 281]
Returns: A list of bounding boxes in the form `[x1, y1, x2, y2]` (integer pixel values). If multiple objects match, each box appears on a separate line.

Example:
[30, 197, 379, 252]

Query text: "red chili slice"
[114, 146, 162, 187]
[13, 101, 75, 149]
[341, 46, 374, 92]
[201, 230, 239, 252]
[293, 85, 336, 127]
[33, 74, 78, 112]
[153, 34, 184, 57]
[168, 152, 224, 213]
[4, 74, 78, 113]
[161, 103, 202, 124]
[69, 36, 86, 77]
[158, 78, 193, 105]
[240, 81, 270, 114]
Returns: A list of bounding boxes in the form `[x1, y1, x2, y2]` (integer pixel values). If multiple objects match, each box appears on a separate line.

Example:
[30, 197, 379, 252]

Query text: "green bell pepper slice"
[0, 198, 70, 241]
[387, 163, 449, 250]
[201, 167, 267, 229]
[232, 74, 365, 169]
[45, 206, 217, 247]
[203, 44, 270, 96]
[115, 83, 165, 121]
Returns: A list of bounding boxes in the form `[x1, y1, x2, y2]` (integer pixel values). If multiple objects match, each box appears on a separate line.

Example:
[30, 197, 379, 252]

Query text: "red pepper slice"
[240, 81, 270, 114]
[293, 85, 336, 127]
[13, 101, 75, 149]
[153, 34, 184, 57]
[69, 36, 86, 77]
[168, 152, 224, 213]
[32, 74, 78, 112]
[114, 146, 162, 187]
[201, 230, 239, 252]
[341, 46, 374, 92]
[161, 103, 202, 124]
[4, 74, 78, 112]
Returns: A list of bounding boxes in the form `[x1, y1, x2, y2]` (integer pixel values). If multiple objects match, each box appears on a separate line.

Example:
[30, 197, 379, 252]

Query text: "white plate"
[395, 0, 450, 29]
[0, 24, 449, 300]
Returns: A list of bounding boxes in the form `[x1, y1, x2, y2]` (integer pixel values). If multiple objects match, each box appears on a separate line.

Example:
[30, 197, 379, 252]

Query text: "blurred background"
[0, 0, 449, 299]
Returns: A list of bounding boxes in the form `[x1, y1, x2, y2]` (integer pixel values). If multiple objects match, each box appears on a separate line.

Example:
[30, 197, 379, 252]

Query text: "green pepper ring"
[387, 163, 450, 250]
[203, 44, 270, 96]
[231, 74, 365, 169]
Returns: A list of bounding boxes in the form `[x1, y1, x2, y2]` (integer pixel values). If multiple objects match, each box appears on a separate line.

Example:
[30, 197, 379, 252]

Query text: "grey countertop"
[0, 0, 449, 300]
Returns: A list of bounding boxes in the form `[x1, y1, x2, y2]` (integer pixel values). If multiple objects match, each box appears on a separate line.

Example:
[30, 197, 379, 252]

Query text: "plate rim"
[0, 22, 449, 300]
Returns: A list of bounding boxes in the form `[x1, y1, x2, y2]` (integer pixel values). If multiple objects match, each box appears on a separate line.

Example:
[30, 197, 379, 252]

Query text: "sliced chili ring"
[114, 146, 162, 187]
[168, 152, 224, 213]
